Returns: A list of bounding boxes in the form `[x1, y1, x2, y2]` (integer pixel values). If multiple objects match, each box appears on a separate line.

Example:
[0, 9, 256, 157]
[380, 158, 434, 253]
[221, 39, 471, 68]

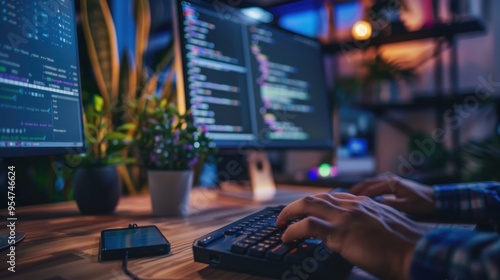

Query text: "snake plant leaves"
[134, 0, 151, 86]
[116, 51, 137, 125]
[81, 0, 119, 111]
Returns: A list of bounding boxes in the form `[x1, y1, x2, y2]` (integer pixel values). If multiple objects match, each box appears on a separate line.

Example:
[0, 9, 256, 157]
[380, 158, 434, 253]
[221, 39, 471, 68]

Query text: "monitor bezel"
[173, 0, 333, 150]
[0, 0, 86, 158]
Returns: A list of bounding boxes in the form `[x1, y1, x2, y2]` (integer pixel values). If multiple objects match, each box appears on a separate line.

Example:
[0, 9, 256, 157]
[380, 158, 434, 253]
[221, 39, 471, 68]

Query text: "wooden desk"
[1, 186, 351, 280]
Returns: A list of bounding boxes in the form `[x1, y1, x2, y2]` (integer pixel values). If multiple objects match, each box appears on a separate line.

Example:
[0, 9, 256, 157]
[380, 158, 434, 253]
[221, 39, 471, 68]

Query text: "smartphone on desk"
[99, 225, 171, 261]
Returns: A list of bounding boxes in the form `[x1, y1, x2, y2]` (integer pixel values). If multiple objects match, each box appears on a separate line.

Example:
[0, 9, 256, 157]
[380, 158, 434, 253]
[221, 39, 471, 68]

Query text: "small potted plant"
[70, 94, 135, 215]
[134, 96, 216, 216]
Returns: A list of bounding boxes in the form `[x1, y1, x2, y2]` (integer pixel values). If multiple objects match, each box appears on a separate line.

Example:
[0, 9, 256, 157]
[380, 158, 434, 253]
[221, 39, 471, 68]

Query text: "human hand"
[277, 193, 424, 280]
[349, 175, 435, 217]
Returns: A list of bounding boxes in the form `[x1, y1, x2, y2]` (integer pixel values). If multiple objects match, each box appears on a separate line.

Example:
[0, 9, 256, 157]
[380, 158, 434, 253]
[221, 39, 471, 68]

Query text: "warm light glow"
[352, 20, 372, 40]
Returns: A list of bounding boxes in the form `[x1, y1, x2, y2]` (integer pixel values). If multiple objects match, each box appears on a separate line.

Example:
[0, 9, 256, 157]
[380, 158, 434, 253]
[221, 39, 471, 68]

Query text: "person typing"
[277, 175, 500, 280]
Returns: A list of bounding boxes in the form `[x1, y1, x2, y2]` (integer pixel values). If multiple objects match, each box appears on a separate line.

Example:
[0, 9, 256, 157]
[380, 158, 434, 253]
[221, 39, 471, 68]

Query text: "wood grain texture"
[0, 186, 334, 280]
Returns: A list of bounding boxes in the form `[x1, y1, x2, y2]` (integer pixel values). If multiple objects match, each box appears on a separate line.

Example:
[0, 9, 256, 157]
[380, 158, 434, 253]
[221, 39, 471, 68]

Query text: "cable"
[122, 251, 141, 280]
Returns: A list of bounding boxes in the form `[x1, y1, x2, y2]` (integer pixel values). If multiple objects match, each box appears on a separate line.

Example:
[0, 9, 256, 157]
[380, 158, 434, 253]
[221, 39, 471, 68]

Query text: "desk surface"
[0, 185, 375, 280]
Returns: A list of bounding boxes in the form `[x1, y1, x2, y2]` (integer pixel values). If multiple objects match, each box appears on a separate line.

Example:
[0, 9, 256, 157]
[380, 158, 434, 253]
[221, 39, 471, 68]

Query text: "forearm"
[434, 182, 500, 221]
[410, 228, 500, 280]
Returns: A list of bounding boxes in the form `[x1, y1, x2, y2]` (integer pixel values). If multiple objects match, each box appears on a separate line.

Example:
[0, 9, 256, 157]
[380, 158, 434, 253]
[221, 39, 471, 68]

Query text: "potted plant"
[80, 0, 175, 194]
[70, 94, 135, 215]
[134, 96, 216, 217]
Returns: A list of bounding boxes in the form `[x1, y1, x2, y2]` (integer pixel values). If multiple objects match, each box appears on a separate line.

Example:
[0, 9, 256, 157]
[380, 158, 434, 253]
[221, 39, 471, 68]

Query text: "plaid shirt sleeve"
[433, 182, 500, 221]
[410, 228, 500, 280]
[409, 182, 500, 279]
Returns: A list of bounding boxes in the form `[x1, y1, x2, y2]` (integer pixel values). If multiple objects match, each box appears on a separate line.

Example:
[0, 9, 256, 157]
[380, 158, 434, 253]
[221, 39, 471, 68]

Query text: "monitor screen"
[0, 0, 85, 157]
[174, 0, 332, 149]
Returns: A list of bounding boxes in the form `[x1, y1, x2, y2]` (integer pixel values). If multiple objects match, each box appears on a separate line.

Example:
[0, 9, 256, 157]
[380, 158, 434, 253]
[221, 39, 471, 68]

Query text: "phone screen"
[102, 226, 168, 250]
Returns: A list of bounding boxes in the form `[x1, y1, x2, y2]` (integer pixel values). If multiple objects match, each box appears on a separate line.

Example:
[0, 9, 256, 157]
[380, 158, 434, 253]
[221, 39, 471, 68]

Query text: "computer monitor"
[173, 0, 332, 199]
[0, 0, 85, 158]
[0, 0, 84, 251]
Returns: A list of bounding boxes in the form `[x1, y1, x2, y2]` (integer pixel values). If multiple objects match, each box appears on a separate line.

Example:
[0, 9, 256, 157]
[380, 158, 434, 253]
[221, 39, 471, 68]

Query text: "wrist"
[401, 240, 417, 280]
[388, 237, 417, 280]
[423, 186, 436, 216]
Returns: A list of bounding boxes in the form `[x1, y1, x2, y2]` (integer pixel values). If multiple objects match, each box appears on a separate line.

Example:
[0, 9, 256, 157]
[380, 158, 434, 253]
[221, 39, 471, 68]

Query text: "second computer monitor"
[0, 0, 85, 157]
[174, 0, 332, 150]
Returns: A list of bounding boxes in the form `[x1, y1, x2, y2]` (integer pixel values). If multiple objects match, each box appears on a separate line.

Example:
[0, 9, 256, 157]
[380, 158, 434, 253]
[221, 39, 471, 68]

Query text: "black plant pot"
[73, 166, 121, 215]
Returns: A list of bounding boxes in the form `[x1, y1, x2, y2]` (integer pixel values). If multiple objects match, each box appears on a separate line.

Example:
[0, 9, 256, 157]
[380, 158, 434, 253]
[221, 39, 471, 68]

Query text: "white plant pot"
[147, 170, 193, 217]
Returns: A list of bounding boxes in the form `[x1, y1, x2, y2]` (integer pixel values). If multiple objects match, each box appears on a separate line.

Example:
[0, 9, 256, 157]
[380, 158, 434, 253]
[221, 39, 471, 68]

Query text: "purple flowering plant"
[135, 96, 216, 171]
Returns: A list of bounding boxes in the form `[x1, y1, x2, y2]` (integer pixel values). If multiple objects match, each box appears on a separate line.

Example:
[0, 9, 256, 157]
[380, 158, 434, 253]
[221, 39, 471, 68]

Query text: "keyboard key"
[197, 232, 224, 247]
[253, 232, 268, 238]
[248, 244, 268, 257]
[259, 229, 274, 235]
[224, 229, 236, 235]
[284, 239, 323, 264]
[231, 242, 250, 254]
[242, 238, 257, 245]
[265, 226, 278, 231]
[268, 236, 281, 242]
[237, 230, 253, 236]
[256, 222, 269, 227]
[262, 239, 278, 246]
[248, 235, 262, 241]
[266, 243, 295, 261]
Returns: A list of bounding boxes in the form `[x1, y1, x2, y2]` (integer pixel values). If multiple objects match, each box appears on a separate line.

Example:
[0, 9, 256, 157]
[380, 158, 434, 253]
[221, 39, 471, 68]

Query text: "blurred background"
[2, 0, 499, 207]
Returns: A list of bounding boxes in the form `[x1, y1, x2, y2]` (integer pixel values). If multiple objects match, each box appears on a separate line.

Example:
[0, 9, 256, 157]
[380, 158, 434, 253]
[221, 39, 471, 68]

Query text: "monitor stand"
[219, 151, 276, 201]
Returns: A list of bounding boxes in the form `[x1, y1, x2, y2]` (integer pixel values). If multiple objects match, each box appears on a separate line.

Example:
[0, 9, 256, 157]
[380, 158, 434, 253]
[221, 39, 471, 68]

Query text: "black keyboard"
[192, 206, 352, 279]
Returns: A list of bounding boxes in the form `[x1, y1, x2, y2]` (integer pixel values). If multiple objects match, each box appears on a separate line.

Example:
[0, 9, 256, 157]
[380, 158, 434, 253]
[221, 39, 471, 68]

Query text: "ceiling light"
[241, 7, 274, 23]
[352, 20, 372, 41]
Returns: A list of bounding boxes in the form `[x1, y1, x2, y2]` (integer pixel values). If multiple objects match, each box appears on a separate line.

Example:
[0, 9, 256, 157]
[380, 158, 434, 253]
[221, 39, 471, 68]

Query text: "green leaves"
[103, 132, 129, 141]
[134, 96, 217, 171]
[116, 123, 137, 132]
[79, 92, 136, 167]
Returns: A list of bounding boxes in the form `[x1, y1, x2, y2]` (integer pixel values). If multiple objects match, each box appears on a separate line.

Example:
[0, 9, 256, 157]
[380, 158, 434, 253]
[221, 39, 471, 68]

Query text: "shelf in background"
[323, 18, 486, 54]
[352, 91, 500, 114]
